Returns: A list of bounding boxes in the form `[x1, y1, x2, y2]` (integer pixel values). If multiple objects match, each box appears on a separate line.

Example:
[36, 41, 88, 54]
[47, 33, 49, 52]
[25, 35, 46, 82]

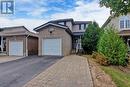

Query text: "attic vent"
[49, 28, 55, 33]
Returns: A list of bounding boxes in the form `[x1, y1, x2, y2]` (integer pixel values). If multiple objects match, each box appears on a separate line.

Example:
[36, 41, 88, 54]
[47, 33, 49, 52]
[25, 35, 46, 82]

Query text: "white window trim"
[58, 22, 65, 25]
[119, 16, 130, 30]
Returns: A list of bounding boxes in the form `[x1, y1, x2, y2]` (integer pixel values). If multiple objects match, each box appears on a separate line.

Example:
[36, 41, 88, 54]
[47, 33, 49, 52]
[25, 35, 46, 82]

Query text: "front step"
[0, 52, 7, 56]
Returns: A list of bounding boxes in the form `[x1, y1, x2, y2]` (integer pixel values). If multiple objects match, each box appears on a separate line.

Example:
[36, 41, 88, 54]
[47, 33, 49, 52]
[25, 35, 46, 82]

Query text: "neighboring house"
[102, 13, 130, 48]
[0, 26, 38, 56]
[34, 18, 91, 56]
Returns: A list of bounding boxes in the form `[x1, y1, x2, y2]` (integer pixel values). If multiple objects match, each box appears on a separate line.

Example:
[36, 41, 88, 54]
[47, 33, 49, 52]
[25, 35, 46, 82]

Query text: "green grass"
[101, 66, 130, 87]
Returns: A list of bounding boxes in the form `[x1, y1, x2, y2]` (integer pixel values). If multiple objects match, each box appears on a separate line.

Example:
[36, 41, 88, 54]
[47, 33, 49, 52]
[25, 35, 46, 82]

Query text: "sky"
[0, 0, 110, 32]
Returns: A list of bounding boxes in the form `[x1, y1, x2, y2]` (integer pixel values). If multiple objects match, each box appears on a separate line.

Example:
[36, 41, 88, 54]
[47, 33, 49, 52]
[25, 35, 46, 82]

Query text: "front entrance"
[72, 35, 83, 54]
[0, 36, 6, 53]
[121, 36, 130, 51]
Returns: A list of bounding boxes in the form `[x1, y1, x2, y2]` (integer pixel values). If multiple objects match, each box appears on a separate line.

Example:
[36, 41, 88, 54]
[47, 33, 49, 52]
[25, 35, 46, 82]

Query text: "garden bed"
[84, 55, 116, 87]
[84, 55, 130, 87]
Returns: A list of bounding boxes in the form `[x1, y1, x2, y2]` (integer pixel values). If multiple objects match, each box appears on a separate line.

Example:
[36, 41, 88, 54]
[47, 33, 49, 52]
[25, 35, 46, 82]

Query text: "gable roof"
[34, 22, 72, 35]
[102, 16, 112, 28]
[0, 26, 38, 37]
[49, 18, 74, 23]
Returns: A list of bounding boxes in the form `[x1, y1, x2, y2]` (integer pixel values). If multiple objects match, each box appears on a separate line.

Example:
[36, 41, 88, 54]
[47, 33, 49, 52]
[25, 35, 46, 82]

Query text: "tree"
[97, 28, 128, 66]
[82, 22, 102, 54]
[99, 0, 130, 16]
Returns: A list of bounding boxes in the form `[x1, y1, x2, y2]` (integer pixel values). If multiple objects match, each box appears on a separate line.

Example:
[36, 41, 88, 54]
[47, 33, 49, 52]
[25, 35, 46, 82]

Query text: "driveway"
[24, 55, 93, 87]
[0, 56, 62, 87]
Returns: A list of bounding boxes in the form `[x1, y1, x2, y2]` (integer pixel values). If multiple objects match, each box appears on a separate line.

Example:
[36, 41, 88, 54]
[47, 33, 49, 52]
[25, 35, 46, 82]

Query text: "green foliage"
[97, 28, 128, 66]
[99, 0, 130, 16]
[82, 22, 102, 54]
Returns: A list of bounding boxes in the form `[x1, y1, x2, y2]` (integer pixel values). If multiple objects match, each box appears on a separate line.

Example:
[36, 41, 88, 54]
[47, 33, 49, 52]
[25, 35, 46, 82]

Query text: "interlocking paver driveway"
[0, 56, 61, 87]
[24, 55, 93, 87]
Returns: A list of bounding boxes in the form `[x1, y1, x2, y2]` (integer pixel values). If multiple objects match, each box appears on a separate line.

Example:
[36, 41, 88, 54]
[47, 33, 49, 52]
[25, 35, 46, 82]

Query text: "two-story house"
[0, 18, 91, 56]
[102, 13, 130, 48]
[34, 18, 91, 56]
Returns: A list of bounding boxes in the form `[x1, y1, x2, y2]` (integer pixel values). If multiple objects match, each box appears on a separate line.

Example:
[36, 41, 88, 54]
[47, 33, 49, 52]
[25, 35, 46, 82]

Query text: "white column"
[1, 36, 3, 52]
[80, 35, 82, 49]
[127, 39, 130, 50]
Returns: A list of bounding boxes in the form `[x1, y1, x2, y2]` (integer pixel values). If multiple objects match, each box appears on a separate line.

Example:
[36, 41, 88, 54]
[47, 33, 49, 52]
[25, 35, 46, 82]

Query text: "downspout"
[25, 35, 29, 56]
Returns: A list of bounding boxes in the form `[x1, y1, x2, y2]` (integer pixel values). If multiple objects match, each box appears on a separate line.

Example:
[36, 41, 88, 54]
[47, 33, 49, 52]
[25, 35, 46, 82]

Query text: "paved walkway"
[0, 56, 23, 63]
[23, 55, 93, 87]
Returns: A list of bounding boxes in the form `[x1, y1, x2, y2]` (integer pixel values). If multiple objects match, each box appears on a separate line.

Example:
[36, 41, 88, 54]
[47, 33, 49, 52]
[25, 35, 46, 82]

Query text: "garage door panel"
[42, 39, 62, 56]
[9, 41, 23, 56]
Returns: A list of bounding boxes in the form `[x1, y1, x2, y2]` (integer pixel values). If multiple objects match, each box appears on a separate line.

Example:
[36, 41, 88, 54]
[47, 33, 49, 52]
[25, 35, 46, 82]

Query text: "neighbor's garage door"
[9, 41, 23, 56]
[42, 39, 62, 56]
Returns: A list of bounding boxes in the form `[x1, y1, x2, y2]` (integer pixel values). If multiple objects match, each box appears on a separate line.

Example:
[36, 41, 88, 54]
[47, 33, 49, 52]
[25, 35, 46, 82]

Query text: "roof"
[34, 18, 91, 35]
[34, 22, 68, 31]
[49, 18, 74, 23]
[34, 22, 72, 35]
[1, 26, 25, 30]
[73, 32, 84, 36]
[101, 13, 117, 28]
[119, 30, 130, 36]
[74, 21, 92, 24]
[49, 18, 91, 25]
[0, 26, 38, 37]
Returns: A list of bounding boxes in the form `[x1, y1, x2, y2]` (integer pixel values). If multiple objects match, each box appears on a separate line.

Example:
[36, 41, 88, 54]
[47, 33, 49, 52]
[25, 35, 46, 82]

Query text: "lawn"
[101, 66, 130, 87]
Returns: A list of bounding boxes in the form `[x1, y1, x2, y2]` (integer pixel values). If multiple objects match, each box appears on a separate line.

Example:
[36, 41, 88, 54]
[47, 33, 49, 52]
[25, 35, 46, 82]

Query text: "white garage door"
[42, 39, 62, 56]
[9, 41, 23, 56]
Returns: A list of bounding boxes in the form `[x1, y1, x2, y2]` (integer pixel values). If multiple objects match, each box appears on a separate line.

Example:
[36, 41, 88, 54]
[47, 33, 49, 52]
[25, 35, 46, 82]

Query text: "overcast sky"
[0, 0, 110, 31]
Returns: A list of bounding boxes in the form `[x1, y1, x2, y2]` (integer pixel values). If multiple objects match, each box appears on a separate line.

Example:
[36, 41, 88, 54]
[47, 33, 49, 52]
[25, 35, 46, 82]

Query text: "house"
[34, 18, 91, 56]
[0, 26, 38, 56]
[102, 13, 130, 48]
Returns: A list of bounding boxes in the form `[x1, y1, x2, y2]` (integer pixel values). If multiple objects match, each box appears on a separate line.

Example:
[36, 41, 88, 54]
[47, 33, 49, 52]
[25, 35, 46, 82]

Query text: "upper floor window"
[79, 24, 86, 30]
[58, 22, 66, 25]
[120, 16, 130, 29]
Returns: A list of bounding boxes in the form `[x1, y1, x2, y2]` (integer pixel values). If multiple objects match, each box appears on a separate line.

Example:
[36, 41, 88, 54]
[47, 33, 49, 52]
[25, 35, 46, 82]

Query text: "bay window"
[120, 16, 130, 29]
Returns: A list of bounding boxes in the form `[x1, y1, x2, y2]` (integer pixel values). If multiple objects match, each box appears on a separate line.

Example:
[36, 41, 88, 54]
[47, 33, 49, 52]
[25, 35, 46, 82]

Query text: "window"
[84, 24, 87, 30]
[79, 24, 85, 30]
[120, 16, 130, 29]
[58, 22, 65, 25]
[120, 20, 125, 28]
[126, 20, 130, 28]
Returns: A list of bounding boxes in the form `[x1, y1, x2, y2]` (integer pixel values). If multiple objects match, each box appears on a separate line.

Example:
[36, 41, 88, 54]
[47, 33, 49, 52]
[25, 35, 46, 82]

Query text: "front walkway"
[23, 55, 93, 87]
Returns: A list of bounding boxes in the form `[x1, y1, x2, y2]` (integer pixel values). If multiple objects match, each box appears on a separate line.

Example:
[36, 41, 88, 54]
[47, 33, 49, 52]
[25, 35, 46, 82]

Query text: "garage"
[9, 41, 23, 56]
[42, 39, 62, 56]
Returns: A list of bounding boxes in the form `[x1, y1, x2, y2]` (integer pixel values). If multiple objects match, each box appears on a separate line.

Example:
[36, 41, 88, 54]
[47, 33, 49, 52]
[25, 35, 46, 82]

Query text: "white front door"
[9, 41, 23, 56]
[42, 39, 62, 56]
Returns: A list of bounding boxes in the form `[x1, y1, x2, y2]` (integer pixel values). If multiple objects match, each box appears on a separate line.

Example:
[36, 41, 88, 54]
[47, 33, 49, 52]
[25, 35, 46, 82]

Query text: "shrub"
[97, 28, 128, 66]
[91, 51, 97, 59]
[82, 22, 102, 54]
[92, 52, 109, 65]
